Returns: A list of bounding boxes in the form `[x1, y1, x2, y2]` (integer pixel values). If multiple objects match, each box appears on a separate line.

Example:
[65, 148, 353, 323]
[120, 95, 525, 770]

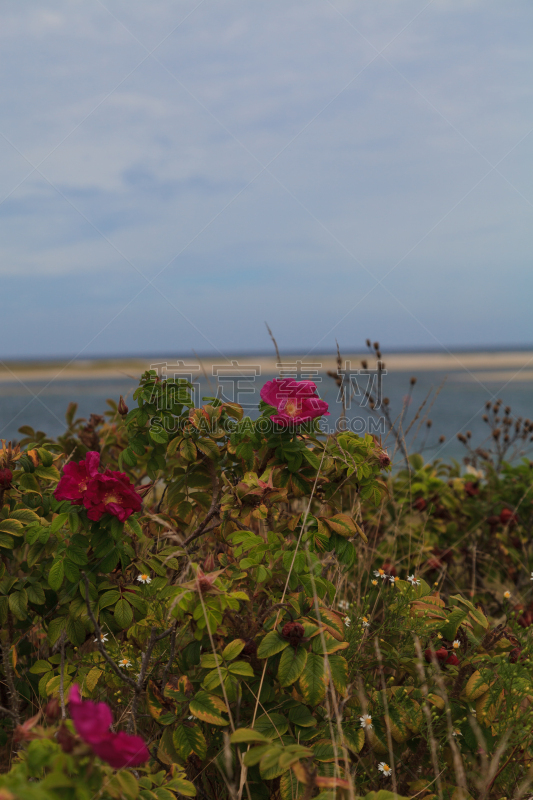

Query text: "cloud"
[0, 0, 531, 355]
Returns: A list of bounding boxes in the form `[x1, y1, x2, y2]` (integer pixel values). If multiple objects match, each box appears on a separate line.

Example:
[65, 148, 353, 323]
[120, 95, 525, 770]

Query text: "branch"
[183, 466, 220, 546]
[161, 624, 178, 689]
[82, 573, 137, 691]
[0, 633, 20, 727]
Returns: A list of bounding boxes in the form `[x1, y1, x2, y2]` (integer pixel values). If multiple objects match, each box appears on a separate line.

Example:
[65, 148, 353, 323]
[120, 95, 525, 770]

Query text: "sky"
[1, 0, 532, 360]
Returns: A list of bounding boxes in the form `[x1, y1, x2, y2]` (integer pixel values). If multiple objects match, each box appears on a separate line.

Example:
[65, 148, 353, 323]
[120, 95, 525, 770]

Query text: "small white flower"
[452, 728, 462, 737]
[371, 579, 378, 586]
[137, 573, 152, 584]
[452, 640, 460, 650]
[360, 714, 373, 729]
[343, 616, 351, 628]
[378, 762, 392, 777]
[93, 633, 108, 644]
[530, 572, 533, 581]
[338, 599, 349, 612]
[374, 569, 387, 580]
[389, 575, 399, 585]
[119, 658, 132, 668]
[361, 616, 370, 628]
[503, 590, 511, 600]
[407, 574, 421, 586]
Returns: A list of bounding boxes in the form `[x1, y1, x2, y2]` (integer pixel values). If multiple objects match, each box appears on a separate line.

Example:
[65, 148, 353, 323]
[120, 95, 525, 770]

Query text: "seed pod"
[439, 435, 445, 443]
[410, 377, 417, 385]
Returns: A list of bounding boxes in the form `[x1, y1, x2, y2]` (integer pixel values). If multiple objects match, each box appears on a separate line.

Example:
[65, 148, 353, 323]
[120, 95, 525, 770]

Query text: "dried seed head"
[373, 341, 379, 350]
[410, 377, 417, 385]
[466, 431, 471, 439]
[492, 429, 501, 440]
[427, 420, 432, 428]
[439, 435, 445, 443]
[457, 433, 467, 443]
[383, 397, 390, 406]
[366, 339, 371, 348]
[361, 359, 368, 369]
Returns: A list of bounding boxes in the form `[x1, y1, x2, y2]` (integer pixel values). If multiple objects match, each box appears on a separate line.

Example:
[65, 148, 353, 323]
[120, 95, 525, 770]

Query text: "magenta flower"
[69, 685, 150, 769]
[83, 471, 142, 522]
[55, 452, 100, 504]
[260, 379, 329, 426]
[54, 452, 142, 522]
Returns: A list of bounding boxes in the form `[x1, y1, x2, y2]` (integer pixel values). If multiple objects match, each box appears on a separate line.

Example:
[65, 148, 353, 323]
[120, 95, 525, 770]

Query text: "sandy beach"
[1, 351, 533, 384]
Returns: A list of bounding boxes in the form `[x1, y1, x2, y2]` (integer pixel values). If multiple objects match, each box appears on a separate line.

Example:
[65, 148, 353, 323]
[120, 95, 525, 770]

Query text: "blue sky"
[1, 0, 532, 359]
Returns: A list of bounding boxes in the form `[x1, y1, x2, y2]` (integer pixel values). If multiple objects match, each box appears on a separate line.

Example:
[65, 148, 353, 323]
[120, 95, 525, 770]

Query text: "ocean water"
[0, 369, 532, 466]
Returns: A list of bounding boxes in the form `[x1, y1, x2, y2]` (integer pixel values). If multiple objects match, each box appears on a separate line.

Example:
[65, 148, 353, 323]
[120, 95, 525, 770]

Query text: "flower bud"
[56, 723, 76, 753]
[45, 697, 61, 722]
[203, 553, 216, 572]
[118, 396, 129, 416]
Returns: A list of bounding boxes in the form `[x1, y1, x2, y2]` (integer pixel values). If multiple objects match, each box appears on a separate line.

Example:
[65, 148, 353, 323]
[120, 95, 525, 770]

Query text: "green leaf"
[34, 465, 61, 482]
[253, 713, 288, 738]
[50, 513, 69, 534]
[299, 653, 327, 705]
[0, 533, 14, 549]
[180, 439, 197, 462]
[257, 631, 290, 659]
[99, 590, 121, 609]
[328, 655, 348, 696]
[63, 560, 81, 584]
[230, 728, 270, 744]
[18, 473, 41, 493]
[114, 598, 133, 629]
[48, 559, 65, 591]
[277, 646, 308, 687]
[227, 661, 255, 677]
[8, 590, 28, 621]
[47, 617, 67, 646]
[10, 509, 40, 523]
[222, 638, 246, 661]
[189, 692, 228, 726]
[288, 704, 317, 728]
[29, 659, 51, 675]
[27, 583, 46, 605]
[0, 519, 23, 535]
[66, 616, 86, 646]
[173, 724, 207, 760]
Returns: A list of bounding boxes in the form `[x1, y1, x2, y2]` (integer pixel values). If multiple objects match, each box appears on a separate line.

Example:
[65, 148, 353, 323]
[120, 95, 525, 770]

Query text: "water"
[1, 369, 532, 466]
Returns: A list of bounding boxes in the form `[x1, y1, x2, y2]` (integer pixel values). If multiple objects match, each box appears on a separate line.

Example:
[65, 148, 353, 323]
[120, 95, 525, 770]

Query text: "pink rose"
[260, 379, 329, 426]
[69, 684, 112, 744]
[54, 451, 101, 504]
[54, 452, 142, 522]
[83, 471, 142, 522]
[91, 730, 151, 769]
[69, 685, 150, 769]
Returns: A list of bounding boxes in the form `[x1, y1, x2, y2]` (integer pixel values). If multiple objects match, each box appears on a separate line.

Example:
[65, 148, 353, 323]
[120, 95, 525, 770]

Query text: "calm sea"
[1, 370, 532, 466]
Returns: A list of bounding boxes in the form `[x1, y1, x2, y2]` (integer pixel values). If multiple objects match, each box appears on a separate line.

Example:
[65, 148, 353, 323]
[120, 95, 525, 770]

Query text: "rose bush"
[0, 368, 531, 799]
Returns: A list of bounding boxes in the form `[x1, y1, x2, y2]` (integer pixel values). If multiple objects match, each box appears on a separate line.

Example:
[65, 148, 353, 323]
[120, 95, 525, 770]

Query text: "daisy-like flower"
[452, 640, 460, 650]
[378, 762, 392, 777]
[371, 579, 378, 586]
[374, 568, 387, 580]
[360, 714, 373, 729]
[389, 575, 399, 585]
[338, 599, 349, 612]
[437, 632, 443, 639]
[93, 633, 108, 644]
[118, 658, 132, 669]
[452, 728, 462, 737]
[362, 616, 370, 628]
[344, 616, 351, 628]
[503, 590, 511, 600]
[137, 573, 151, 585]
[407, 574, 421, 586]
